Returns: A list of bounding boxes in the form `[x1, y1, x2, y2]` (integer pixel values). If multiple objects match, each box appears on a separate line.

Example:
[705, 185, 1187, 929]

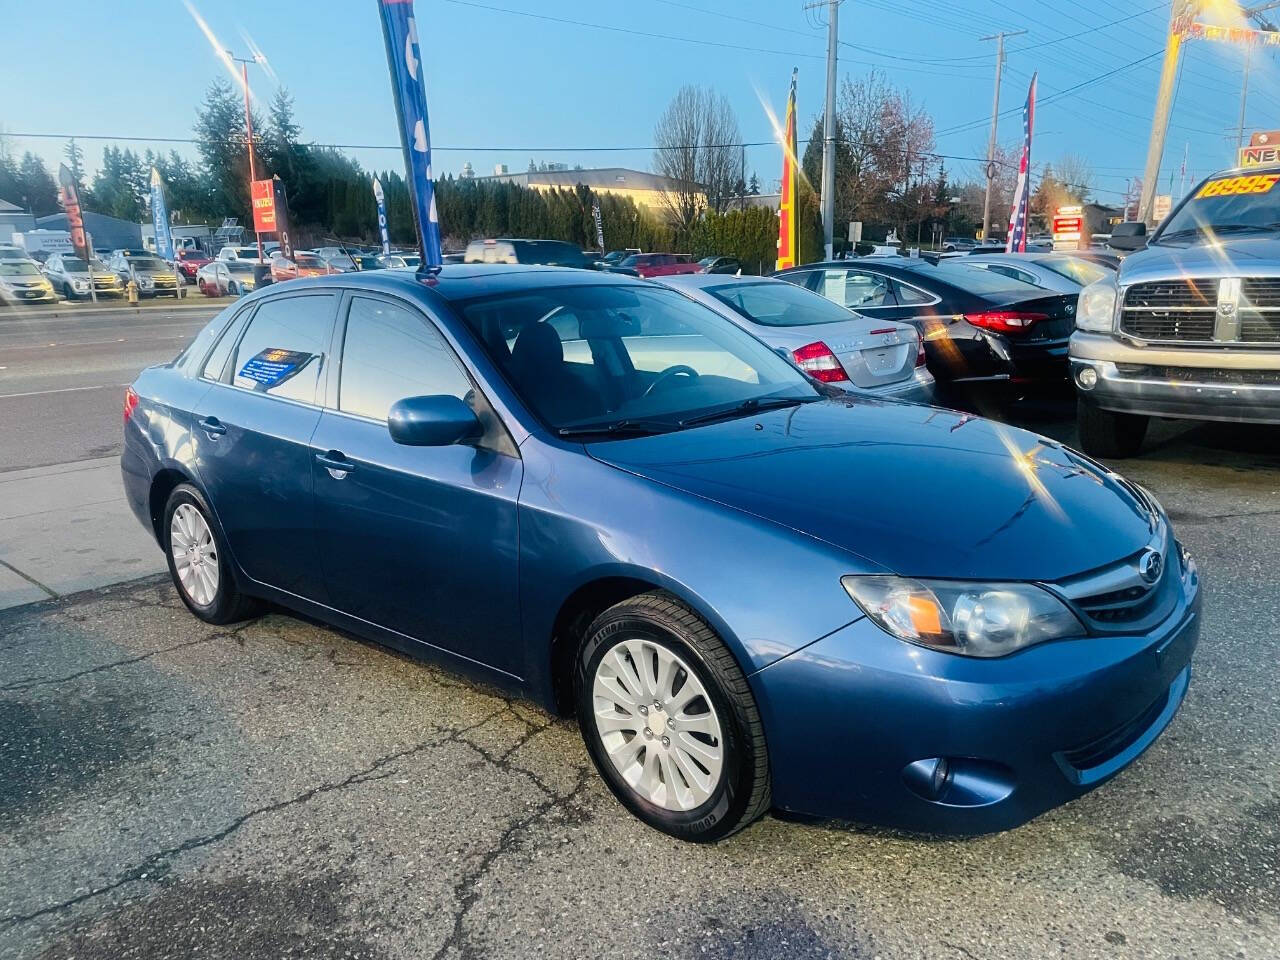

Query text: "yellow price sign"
[1196, 173, 1280, 198]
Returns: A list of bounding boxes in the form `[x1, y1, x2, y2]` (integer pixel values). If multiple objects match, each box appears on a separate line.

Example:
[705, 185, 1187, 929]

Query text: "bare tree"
[652, 85, 742, 228]
[1056, 153, 1094, 202]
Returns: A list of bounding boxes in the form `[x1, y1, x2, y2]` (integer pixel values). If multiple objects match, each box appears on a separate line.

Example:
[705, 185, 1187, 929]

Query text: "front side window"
[456, 284, 816, 434]
[339, 296, 471, 421]
[706, 280, 856, 327]
[230, 294, 335, 404]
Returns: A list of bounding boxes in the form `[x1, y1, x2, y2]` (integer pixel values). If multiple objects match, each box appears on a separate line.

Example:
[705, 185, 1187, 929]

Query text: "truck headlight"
[842, 575, 1085, 657]
[1076, 278, 1117, 333]
[73, 280, 88, 292]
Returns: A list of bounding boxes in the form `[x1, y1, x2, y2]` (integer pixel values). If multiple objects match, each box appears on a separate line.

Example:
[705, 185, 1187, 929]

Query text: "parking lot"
[1, 299, 1278, 959]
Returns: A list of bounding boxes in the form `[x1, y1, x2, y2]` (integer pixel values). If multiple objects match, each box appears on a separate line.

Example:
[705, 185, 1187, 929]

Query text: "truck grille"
[1120, 280, 1217, 343]
[1114, 364, 1280, 386]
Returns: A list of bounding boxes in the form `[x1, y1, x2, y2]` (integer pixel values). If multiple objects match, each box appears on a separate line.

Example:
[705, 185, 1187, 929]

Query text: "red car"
[173, 248, 211, 282]
[618, 252, 703, 278]
[270, 252, 341, 283]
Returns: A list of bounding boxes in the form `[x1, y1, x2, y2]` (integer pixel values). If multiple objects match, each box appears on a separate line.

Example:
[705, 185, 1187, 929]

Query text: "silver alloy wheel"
[592, 638, 724, 812]
[170, 503, 219, 606]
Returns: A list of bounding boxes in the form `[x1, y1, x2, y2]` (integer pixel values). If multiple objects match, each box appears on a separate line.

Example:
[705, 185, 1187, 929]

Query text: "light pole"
[979, 30, 1026, 243]
[227, 50, 265, 263]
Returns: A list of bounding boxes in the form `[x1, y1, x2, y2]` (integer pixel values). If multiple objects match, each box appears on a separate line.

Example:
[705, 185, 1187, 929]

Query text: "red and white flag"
[1006, 73, 1037, 253]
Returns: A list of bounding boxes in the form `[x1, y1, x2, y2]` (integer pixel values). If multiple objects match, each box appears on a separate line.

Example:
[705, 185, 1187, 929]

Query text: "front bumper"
[1071, 332, 1280, 424]
[0, 287, 58, 305]
[751, 583, 1200, 834]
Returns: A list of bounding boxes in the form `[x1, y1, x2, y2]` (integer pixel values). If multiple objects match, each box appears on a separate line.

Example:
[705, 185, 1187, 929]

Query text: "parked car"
[350, 254, 385, 270]
[107, 251, 181, 298]
[270, 252, 339, 283]
[1071, 163, 1280, 456]
[313, 247, 358, 272]
[775, 257, 1079, 400]
[942, 237, 977, 252]
[377, 253, 422, 269]
[618, 252, 702, 278]
[42, 252, 122, 300]
[656, 274, 934, 404]
[698, 256, 742, 275]
[0, 243, 32, 261]
[0, 258, 57, 305]
[964, 253, 1116, 295]
[441, 252, 466, 264]
[217, 245, 265, 263]
[174, 248, 212, 282]
[197, 260, 257, 297]
[464, 238, 595, 268]
[123, 265, 1200, 841]
[598, 248, 640, 268]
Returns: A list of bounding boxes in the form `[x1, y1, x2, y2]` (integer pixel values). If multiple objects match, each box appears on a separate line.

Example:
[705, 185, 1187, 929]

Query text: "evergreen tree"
[18, 153, 59, 217]
[63, 139, 87, 194]
[194, 78, 259, 224]
[748, 172, 760, 195]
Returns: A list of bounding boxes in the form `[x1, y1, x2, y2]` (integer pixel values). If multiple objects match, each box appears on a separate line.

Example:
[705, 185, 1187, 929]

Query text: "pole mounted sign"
[1238, 130, 1280, 167]
[251, 177, 294, 260]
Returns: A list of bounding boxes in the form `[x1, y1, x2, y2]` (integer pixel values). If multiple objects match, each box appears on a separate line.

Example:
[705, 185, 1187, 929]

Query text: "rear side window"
[339, 296, 471, 421]
[231, 294, 336, 404]
[893, 281, 935, 306]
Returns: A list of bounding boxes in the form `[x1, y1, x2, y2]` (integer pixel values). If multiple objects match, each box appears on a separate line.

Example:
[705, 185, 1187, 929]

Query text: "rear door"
[191, 291, 338, 600]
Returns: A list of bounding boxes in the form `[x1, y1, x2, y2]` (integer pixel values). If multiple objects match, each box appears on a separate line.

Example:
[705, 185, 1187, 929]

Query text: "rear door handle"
[316, 451, 356, 478]
[197, 416, 227, 437]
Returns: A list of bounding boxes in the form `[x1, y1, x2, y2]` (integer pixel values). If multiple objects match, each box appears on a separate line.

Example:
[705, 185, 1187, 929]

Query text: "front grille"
[1060, 685, 1171, 773]
[1239, 311, 1280, 342]
[1115, 364, 1280, 386]
[1051, 516, 1178, 634]
[1241, 277, 1280, 306]
[1121, 280, 1217, 342]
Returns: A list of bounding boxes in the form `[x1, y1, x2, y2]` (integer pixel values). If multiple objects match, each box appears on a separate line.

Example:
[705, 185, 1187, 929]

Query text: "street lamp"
[226, 49, 267, 263]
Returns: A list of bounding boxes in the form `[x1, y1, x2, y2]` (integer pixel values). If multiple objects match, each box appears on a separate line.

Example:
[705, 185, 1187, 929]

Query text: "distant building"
[141, 222, 212, 253]
[493, 163, 508, 176]
[36, 211, 142, 252]
[460, 162, 476, 180]
[0, 199, 36, 241]
[474, 166, 704, 215]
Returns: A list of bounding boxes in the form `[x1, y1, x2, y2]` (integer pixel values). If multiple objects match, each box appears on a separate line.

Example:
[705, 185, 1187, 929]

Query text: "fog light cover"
[1077, 366, 1098, 390]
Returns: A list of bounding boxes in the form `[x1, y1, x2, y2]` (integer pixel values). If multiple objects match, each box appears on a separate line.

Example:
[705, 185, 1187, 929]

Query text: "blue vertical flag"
[373, 177, 391, 256]
[378, 0, 442, 267]
[1005, 73, 1036, 254]
[150, 167, 174, 261]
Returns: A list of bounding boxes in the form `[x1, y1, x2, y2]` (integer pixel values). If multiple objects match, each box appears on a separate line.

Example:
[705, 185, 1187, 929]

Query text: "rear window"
[1038, 257, 1110, 287]
[512, 241, 588, 266]
[910, 260, 1044, 295]
[706, 281, 855, 327]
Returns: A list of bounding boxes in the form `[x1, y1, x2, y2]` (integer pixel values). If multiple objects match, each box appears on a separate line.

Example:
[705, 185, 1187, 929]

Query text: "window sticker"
[1196, 173, 1280, 198]
[235, 348, 316, 392]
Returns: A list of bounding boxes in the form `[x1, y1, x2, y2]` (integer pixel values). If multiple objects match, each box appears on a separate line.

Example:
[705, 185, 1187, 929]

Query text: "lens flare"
[182, 0, 255, 102]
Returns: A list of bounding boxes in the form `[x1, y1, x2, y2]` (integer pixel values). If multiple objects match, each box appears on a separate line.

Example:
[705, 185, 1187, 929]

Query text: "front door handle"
[316, 451, 356, 479]
[197, 416, 227, 437]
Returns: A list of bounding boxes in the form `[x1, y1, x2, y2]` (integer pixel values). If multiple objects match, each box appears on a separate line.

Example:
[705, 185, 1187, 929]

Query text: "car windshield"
[1158, 171, 1280, 240]
[128, 257, 168, 271]
[62, 258, 110, 272]
[909, 259, 1044, 294]
[619, 255, 643, 267]
[1037, 256, 1110, 287]
[0, 261, 40, 277]
[294, 255, 324, 268]
[227, 262, 254, 274]
[512, 241, 588, 265]
[456, 284, 817, 435]
[401, 255, 421, 267]
[706, 280, 855, 327]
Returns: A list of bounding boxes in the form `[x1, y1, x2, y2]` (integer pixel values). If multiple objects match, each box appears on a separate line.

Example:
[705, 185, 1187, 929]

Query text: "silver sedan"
[965, 252, 1115, 295]
[654, 273, 935, 404]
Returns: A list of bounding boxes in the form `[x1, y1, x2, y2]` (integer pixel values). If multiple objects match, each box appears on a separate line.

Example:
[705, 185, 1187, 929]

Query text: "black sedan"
[775, 257, 1078, 401]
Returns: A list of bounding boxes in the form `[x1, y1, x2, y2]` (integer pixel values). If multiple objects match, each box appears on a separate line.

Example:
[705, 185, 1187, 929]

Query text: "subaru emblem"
[1139, 549, 1163, 584]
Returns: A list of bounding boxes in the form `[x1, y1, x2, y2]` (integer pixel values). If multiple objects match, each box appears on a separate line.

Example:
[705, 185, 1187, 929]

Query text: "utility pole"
[980, 30, 1025, 243]
[1138, 1, 1197, 224]
[1238, 43, 1252, 152]
[228, 51, 265, 263]
[807, 0, 842, 260]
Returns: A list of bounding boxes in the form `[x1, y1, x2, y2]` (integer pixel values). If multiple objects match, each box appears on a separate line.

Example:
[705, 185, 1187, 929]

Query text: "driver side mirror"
[387, 394, 482, 447]
[1108, 221, 1147, 252]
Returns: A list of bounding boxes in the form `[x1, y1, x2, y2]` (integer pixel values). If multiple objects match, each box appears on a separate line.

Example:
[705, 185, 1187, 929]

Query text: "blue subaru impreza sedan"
[122, 265, 1200, 842]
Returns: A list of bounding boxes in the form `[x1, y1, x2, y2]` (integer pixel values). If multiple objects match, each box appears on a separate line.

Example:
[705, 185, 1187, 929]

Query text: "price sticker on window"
[1196, 173, 1280, 198]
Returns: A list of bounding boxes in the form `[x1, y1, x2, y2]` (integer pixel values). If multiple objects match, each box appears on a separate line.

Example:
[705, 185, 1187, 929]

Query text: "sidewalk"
[1, 297, 230, 321]
[0, 456, 165, 609]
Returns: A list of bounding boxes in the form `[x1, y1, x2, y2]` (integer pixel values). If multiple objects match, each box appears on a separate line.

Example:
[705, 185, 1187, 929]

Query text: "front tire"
[575, 592, 770, 843]
[1076, 399, 1148, 458]
[162, 484, 259, 624]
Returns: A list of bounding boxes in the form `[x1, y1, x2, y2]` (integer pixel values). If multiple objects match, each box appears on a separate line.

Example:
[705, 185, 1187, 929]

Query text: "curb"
[1, 299, 231, 321]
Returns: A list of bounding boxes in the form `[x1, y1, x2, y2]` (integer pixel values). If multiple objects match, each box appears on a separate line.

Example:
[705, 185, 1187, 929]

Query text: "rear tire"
[574, 591, 770, 843]
[162, 484, 260, 625]
[1076, 399, 1148, 459]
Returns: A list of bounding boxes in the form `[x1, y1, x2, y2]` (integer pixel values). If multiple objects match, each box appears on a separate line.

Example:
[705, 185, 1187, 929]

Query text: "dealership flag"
[378, 0, 442, 267]
[373, 177, 391, 256]
[57, 164, 91, 264]
[1005, 73, 1036, 253]
[592, 199, 605, 252]
[150, 168, 174, 261]
[776, 68, 799, 271]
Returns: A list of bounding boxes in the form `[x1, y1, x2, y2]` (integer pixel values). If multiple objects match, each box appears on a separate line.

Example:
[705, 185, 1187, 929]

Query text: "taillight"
[123, 386, 139, 423]
[915, 333, 927, 367]
[792, 341, 849, 382]
[963, 311, 1047, 335]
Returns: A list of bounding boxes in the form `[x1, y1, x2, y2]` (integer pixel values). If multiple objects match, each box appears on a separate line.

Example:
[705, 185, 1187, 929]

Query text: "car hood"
[1126, 233, 1280, 281]
[588, 398, 1157, 581]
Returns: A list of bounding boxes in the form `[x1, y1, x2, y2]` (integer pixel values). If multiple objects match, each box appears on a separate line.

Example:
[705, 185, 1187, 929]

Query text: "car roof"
[654, 273, 770, 291]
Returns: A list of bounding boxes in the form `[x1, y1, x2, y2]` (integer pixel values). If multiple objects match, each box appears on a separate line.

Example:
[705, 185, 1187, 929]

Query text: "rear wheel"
[163, 484, 260, 624]
[575, 592, 770, 843]
[228, 281, 240, 296]
[1076, 399, 1148, 459]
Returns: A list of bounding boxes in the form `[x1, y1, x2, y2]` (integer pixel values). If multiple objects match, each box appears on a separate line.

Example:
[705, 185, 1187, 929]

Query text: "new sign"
[1237, 130, 1280, 168]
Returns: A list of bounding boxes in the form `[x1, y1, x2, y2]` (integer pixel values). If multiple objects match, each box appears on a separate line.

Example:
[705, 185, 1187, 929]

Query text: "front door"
[192, 291, 339, 601]
[310, 293, 524, 676]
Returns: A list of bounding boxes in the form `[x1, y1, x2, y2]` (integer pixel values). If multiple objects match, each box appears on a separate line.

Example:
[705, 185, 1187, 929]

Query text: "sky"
[3, 0, 1278, 208]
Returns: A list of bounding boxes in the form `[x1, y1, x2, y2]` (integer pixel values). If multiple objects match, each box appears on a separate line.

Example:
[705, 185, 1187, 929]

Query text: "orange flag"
[776, 69, 799, 271]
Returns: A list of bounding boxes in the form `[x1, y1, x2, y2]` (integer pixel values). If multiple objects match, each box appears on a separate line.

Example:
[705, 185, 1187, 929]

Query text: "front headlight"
[73, 279, 88, 291]
[138, 276, 153, 288]
[842, 575, 1085, 657]
[1076, 278, 1117, 333]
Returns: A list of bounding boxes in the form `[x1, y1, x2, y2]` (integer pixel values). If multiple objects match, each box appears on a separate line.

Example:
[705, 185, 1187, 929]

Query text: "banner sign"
[57, 164, 91, 263]
[1185, 21, 1280, 47]
[1237, 130, 1280, 168]
[271, 178, 294, 261]
[251, 178, 278, 233]
[776, 68, 798, 271]
[378, 0, 442, 267]
[150, 168, 174, 261]
[373, 177, 391, 256]
[1005, 73, 1036, 254]
[592, 199, 605, 252]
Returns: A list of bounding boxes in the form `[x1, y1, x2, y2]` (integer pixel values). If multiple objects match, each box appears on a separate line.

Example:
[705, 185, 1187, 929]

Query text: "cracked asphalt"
[2, 414, 1279, 960]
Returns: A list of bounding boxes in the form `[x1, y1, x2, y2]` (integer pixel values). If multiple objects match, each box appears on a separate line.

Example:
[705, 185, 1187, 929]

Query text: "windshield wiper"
[678, 395, 817, 428]
[1156, 223, 1280, 243]
[557, 418, 680, 439]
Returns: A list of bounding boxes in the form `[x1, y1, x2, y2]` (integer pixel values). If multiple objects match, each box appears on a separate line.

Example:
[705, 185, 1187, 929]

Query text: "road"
[0, 302, 224, 471]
